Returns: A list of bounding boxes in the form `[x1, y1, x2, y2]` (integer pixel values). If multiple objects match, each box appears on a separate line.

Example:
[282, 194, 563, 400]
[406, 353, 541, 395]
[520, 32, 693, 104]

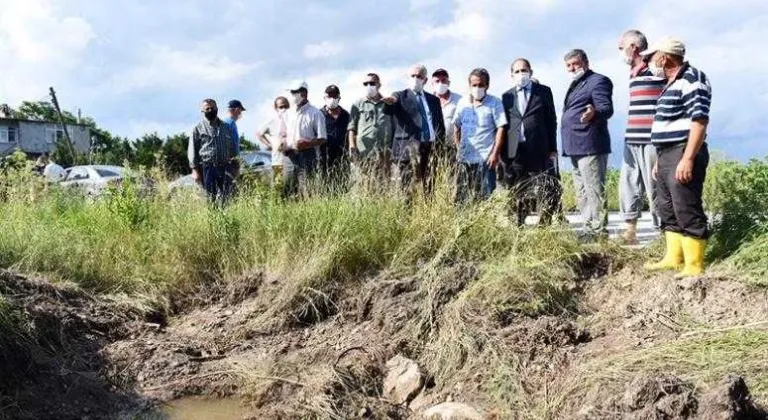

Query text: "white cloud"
[303, 41, 345, 60]
[107, 45, 259, 93]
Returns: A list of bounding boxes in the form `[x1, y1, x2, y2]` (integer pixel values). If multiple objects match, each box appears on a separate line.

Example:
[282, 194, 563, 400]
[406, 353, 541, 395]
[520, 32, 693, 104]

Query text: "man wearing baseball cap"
[320, 84, 351, 187]
[283, 81, 327, 198]
[641, 37, 712, 278]
[225, 99, 246, 153]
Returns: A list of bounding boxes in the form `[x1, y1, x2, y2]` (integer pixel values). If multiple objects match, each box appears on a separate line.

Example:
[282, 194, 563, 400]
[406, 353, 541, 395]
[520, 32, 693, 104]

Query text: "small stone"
[423, 402, 484, 419]
[383, 355, 424, 405]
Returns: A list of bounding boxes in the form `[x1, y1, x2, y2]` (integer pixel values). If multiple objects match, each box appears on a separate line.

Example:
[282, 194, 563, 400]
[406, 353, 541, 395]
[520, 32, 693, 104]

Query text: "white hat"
[287, 81, 309, 92]
[640, 37, 686, 58]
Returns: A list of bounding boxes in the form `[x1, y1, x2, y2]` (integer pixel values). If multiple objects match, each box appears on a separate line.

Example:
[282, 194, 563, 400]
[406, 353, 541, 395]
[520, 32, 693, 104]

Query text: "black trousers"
[655, 142, 709, 239]
[397, 142, 433, 197]
[501, 158, 562, 226]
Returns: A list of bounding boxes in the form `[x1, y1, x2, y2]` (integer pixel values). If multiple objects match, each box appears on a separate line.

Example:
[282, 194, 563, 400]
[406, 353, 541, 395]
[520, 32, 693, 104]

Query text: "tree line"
[7, 101, 256, 176]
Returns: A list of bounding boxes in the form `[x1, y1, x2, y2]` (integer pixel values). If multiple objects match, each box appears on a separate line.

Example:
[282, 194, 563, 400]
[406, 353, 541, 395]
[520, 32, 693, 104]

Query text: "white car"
[59, 165, 128, 196]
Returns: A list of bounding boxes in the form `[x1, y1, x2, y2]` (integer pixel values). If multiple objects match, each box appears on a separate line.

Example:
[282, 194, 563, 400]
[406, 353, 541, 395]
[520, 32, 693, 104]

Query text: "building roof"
[0, 117, 90, 127]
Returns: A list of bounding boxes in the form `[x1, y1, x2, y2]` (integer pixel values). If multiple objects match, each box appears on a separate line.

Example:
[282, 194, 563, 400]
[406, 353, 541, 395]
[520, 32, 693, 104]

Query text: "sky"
[1, 0, 767, 167]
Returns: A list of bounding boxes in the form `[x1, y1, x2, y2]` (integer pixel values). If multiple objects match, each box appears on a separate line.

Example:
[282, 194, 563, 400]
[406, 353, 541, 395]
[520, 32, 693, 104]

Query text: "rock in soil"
[698, 375, 768, 420]
[422, 402, 484, 419]
[383, 355, 424, 405]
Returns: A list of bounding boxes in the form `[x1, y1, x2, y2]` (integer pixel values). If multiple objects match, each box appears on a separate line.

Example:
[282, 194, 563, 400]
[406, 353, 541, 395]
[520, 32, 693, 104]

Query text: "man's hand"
[191, 168, 202, 185]
[349, 147, 360, 160]
[296, 139, 312, 150]
[382, 96, 397, 105]
[487, 152, 500, 170]
[652, 161, 659, 181]
[675, 158, 694, 184]
[580, 104, 596, 123]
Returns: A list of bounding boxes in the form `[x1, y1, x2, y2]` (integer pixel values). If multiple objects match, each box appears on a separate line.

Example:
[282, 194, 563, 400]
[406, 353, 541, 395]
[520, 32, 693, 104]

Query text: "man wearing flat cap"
[642, 38, 712, 278]
[283, 81, 327, 198]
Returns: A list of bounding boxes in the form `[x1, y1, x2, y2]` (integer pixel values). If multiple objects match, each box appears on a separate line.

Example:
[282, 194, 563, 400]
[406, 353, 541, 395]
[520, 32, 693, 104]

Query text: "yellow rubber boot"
[675, 237, 707, 278]
[644, 231, 684, 271]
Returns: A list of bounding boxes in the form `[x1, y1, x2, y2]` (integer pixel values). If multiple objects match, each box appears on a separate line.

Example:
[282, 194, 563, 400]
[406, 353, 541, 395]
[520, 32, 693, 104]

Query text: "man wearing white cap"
[641, 38, 712, 278]
[283, 81, 327, 198]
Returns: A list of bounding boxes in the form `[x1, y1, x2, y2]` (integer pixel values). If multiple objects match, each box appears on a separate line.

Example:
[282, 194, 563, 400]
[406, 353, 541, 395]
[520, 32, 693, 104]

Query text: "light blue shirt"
[516, 84, 531, 142]
[453, 94, 507, 164]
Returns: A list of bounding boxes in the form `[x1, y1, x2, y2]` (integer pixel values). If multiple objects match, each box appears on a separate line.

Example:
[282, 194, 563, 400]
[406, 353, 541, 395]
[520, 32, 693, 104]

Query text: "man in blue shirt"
[452, 68, 508, 204]
[224, 99, 245, 177]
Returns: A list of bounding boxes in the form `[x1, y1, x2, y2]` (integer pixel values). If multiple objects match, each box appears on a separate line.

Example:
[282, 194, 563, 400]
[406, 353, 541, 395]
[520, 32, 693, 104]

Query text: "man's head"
[619, 29, 648, 66]
[564, 49, 589, 80]
[432, 68, 450, 96]
[324, 85, 341, 110]
[227, 99, 246, 121]
[364, 73, 381, 97]
[641, 37, 686, 79]
[288, 81, 309, 106]
[200, 99, 218, 121]
[408, 64, 428, 93]
[274, 96, 289, 114]
[468, 68, 490, 100]
[511, 58, 533, 89]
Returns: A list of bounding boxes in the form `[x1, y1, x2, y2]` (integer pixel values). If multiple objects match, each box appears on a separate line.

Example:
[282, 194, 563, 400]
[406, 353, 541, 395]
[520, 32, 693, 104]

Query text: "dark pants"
[202, 164, 235, 204]
[455, 162, 496, 205]
[396, 142, 433, 198]
[501, 158, 563, 226]
[655, 142, 709, 239]
[283, 149, 317, 199]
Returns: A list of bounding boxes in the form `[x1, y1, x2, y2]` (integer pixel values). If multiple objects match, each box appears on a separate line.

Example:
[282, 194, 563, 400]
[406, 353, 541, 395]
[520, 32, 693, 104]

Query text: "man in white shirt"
[453, 68, 508, 204]
[256, 96, 290, 180]
[432, 68, 462, 164]
[283, 81, 327, 198]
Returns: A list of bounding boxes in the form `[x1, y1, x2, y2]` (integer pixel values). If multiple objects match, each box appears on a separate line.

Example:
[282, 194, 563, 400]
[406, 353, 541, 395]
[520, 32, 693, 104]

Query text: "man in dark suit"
[501, 58, 561, 226]
[561, 49, 614, 238]
[384, 64, 446, 198]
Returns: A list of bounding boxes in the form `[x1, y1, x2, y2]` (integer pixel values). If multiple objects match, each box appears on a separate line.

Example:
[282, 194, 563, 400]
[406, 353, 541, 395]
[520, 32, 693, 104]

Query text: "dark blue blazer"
[390, 89, 445, 162]
[561, 70, 614, 157]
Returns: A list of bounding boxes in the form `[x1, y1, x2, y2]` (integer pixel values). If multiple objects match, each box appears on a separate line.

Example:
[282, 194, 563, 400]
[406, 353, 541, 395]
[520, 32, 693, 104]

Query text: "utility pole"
[49, 87, 77, 161]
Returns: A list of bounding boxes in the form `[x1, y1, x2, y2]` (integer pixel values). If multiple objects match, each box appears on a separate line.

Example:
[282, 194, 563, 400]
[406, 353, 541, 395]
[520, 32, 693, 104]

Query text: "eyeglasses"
[409, 74, 421, 78]
[512, 69, 531, 74]
[363, 82, 377, 86]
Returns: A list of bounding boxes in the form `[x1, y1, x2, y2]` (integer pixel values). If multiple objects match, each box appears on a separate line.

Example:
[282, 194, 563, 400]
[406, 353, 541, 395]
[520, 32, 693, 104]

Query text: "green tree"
[161, 133, 190, 176]
[132, 133, 163, 168]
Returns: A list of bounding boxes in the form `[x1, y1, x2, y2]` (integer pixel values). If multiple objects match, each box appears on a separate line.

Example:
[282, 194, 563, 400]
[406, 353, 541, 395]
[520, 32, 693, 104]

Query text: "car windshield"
[96, 168, 121, 177]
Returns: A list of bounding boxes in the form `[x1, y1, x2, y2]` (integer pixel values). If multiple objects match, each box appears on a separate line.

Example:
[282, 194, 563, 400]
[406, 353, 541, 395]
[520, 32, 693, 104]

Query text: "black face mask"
[204, 108, 218, 121]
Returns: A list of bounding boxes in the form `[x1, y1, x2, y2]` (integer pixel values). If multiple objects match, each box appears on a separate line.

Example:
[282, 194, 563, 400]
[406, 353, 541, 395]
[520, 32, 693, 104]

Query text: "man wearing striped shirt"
[641, 38, 712, 278]
[618, 30, 666, 244]
[188, 99, 238, 204]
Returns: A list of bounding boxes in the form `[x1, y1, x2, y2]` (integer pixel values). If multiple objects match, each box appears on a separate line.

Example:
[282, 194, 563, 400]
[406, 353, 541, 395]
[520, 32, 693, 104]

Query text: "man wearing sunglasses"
[347, 73, 394, 189]
[384, 64, 446, 199]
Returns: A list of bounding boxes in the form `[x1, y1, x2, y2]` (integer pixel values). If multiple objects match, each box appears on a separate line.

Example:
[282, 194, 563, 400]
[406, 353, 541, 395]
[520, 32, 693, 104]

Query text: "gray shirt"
[347, 96, 393, 155]
[188, 118, 237, 168]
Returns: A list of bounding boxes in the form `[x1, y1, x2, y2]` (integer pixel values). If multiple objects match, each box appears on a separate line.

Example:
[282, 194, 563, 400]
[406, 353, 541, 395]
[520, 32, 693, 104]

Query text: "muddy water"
[161, 397, 250, 420]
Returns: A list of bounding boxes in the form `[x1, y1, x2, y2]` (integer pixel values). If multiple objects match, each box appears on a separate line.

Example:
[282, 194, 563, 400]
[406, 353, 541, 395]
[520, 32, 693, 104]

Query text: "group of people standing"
[186, 29, 712, 278]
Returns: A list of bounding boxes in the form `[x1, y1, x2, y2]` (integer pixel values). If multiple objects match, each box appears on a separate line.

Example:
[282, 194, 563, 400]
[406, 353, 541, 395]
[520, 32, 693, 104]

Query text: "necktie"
[517, 87, 528, 143]
[416, 92, 431, 142]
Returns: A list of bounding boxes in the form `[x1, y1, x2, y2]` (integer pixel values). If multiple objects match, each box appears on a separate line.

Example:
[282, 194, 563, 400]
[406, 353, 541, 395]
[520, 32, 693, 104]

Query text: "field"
[1, 156, 767, 419]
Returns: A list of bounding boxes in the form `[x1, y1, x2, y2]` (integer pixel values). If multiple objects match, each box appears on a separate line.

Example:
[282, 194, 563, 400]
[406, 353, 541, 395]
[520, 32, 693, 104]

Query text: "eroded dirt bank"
[1, 260, 767, 419]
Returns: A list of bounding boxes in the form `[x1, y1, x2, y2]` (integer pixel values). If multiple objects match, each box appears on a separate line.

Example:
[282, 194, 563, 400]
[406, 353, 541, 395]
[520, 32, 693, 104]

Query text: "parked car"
[59, 165, 129, 196]
[168, 151, 274, 193]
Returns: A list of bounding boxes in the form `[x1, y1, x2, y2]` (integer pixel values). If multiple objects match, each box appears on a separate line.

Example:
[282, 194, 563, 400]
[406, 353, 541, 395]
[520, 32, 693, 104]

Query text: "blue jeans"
[202, 164, 235, 204]
[455, 162, 496, 204]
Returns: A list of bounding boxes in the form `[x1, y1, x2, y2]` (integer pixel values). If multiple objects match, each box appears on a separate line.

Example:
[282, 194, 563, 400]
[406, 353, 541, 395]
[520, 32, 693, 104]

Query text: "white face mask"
[366, 85, 379, 97]
[277, 108, 287, 115]
[570, 68, 586, 81]
[325, 97, 340, 109]
[470, 87, 486, 100]
[513, 72, 532, 89]
[409, 76, 424, 92]
[292, 93, 304, 106]
[620, 48, 633, 65]
[649, 61, 665, 78]
[434, 82, 449, 96]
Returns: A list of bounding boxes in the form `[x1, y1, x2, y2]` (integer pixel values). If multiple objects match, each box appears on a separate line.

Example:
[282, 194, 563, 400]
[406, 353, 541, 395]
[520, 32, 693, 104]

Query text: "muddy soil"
[1, 262, 767, 420]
